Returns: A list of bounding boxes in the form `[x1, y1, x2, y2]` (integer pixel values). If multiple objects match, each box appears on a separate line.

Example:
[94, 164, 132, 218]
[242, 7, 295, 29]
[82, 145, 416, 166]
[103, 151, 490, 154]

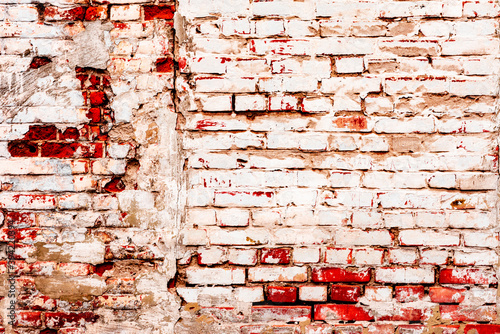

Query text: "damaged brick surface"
[1, 0, 500, 333]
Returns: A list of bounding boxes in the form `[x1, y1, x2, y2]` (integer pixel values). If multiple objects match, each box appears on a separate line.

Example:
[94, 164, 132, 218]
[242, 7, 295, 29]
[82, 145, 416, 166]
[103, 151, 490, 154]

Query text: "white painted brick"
[420, 249, 449, 265]
[463, 57, 500, 75]
[254, 19, 285, 36]
[299, 286, 327, 302]
[399, 230, 459, 246]
[293, 247, 320, 264]
[214, 190, 274, 207]
[414, 211, 447, 228]
[186, 268, 245, 285]
[448, 211, 493, 229]
[376, 267, 434, 284]
[228, 248, 258, 265]
[449, 77, 498, 96]
[362, 286, 393, 302]
[419, 21, 452, 37]
[336, 229, 393, 246]
[454, 20, 498, 37]
[221, 19, 251, 36]
[6, 5, 38, 21]
[181, 229, 208, 246]
[235, 287, 264, 303]
[388, 248, 418, 265]
[463, 1, 500, 17]
[274, 228, 330, 245]
[441, 38, 499, 56]
[353, 248, 384, 265]
[325, 248, 351, 264]
[190, 57, 228, 74]
[374, 117, 435, 133]
[301, 97, 333, 113]
[235, 95, 267, 111]
[379, 1, 443, 18]
[197, 247, 227, 265]
[463, 232, 499, 248]
[286, 20, 319, 37]
[249, 266, 308, 282]
[351, 211, 383, 229]
[335, 57, 364, 73]
[454, 250, 498, 266]
[208, 228, 269, 245]
[110, 5, 141, 20]
[384, 212, 415, 228]
[216, 209, 250, 227]
[329, 171, 361, 188]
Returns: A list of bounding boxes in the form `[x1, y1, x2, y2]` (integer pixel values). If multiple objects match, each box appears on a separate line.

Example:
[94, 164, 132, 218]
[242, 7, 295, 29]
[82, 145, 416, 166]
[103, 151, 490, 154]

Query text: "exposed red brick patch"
[144, 5, 175, 20]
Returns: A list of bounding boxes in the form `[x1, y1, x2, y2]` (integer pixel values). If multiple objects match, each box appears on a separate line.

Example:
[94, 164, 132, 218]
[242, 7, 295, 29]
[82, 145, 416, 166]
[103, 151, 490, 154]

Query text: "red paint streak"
[195, 120, 224, 130]
[334, 116, 368, 130]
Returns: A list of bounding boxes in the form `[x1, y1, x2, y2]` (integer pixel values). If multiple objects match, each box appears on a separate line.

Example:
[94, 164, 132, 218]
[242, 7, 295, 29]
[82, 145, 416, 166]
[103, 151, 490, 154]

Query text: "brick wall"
[1, 0, 500, 333]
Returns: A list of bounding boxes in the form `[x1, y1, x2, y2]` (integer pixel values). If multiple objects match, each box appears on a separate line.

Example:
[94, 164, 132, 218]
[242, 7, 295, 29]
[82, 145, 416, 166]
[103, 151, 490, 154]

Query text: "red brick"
[23, 125, 58, 140]
[29, 57, 52, 69]
[429, 287, 465, 303]
[103, 177, 126, 193]
[156, 57, 174, 72]
[314, 304, 373, 321]
[40, 142, 103, 158]
[84, 6, 107, 20]
[143, 5, 175, 20]
[45, 312, 99, 328]
[312, 267, 371, 283]
[60, 128, 81, 141]
[44, 6, 86, 21]
[439, 268, 497, 284]
[89, 92, 108, 106]
[267, 286, 297, 303]
[7, 141, 38, 157]
[394, 285, 425, 303]
[15, 311, 42, 327]
[251, 306, 311, 322]
[261, 248, 290, 264]
[440, 305, 496, 322]
[464, 325, 500, 334]
[330, 285, 361, 302]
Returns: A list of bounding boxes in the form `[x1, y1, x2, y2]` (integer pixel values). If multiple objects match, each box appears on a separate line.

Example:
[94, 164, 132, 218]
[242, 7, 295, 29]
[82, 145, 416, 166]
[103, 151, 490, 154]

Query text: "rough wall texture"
[1, 0, 500, 333]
